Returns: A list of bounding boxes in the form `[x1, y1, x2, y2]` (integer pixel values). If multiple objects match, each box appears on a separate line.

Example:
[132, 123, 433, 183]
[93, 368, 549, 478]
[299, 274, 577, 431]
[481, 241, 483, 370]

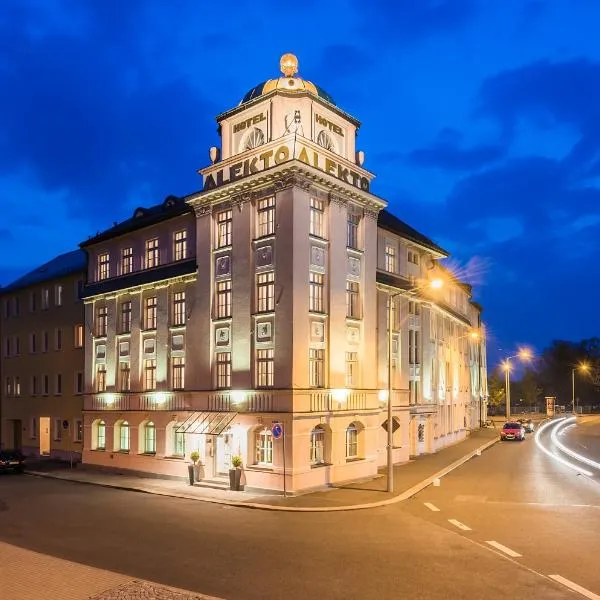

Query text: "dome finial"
[280, 53, 299, 77]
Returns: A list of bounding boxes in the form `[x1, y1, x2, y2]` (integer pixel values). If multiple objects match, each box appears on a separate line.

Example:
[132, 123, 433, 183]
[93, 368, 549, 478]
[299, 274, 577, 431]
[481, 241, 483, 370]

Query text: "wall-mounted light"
[332, 388, 349, 403]
[378, 390, 389, 402]
[103, 393, 116, 406]
[153, 392, 168, 405]
[231, 390, 245, 405]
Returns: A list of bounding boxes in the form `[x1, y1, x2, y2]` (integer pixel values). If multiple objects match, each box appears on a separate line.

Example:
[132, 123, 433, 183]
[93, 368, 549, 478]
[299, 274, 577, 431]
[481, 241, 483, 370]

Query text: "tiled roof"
[378, 209, 448, 256]
[1, 250, 86, 293]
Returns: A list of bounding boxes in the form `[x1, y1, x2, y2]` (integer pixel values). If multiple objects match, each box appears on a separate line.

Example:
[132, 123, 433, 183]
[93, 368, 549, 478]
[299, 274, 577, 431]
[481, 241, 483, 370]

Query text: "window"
[42, 374, 49, 395]
[172, 356, 185, 389]
[74, 419, 83, 442]
[216, 352, 231, 389]
[41, 288, 49, 310]
[15, 336, 20, 355]
[4, 336, 10, 357]
[174, 230, 187, 261]
[384, 244, 397, 273]
[30, 292, 36, 312]
[408, 250, 420, 265]
[119, 301, 132, 333]
[121, 247, 133, 274]
[309, 348, 325, 388]
[409, 379, 420, 404]
[216, 280, 232, 319]
[173, 424, 185, 457]
[255, 348, 274, 388]
[14, 377, 20, 397]
[55, 328, 62, 351]
[144, 422, 156, 454]
[31, 417, 38, 439]
[13, 296, 20, 317]
[55, 374, 62, 395]
[310, 197, 325, 237]
[144, 359, 157, 390]
[54, 418, 62, 442]
[346, 423, 359, 459]
[145, 238, 159, 269]
[98, 253, 110, 280]
[256, 271, 275, 313]
[216, 210, 232, 248]
[74, 324, 84, 348]
[119, 421, 130, 452]
[257, 196, 275, 237]
[96, 305, 107, 337]
[346, 281, 360, 318]
[310, 426, 325, 465]
[30, 332, 37, 353]
[55, 284, 63, 307]
[347, 212, 360, 249]
[255, 428, 273, 465]
[345, 352, 358, 387]
[76, 372, 84, 395]
[172, 291, 186, 326]
[2, 298, 8, 319]
[42, 331, 49, 353]
[409, 329, 420, 365]
[144, 296, 157, 330]
[97, 421, 106, 450]
[309, 272, 324, 313]
[75, 279, 84, 299]
[31, 376, 38, 396]
[119, 362, 130, 392]
[5, 377, 10, 396]
[96, 364, 106, 392]
[409, 301, 421, 316]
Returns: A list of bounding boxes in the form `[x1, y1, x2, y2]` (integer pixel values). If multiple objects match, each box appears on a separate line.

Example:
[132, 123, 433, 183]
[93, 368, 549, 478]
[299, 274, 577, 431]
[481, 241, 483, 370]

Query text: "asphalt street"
[1, 417, 599, 600]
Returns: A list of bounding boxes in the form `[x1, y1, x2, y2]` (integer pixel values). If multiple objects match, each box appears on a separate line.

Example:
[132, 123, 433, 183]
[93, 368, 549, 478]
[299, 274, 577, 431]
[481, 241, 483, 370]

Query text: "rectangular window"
[309, 272, 324, 313]
[75, 419, 83, 442]
[76, 372, 84, 395]
[216, 280, 232, 318]
[256, 271, 275, 313]
[54, 418, 62, 442]
[309, 348, 325, 388]
[13, 296, 20, 317]
[120, 301, 132, 333]
[121, 247, 133, 274]
[346, 425, 358, 459]
[144, 296, 157, 330]
[172, 291, 186, 326]
[30, 333, 37, 354]
[31, 376, 37, 396]
[409, 379, 420, 404]
[55, 374, 62, 395]
[345, 352, 358, 387]
[347, 212, 360, 249]
[14, 336, 20, 355]
[4, 336, 10, 357]
[98, 253, 110, 280]
[310, 197, 325, 237]
[174, 230, 187, 261]
[74, 324, 84, 348]
[346, 281, 360, 318]
[5, 377, 10, 396]
[145, 238, 159, 269]
[172, 356, 185, 389]
[144, 359, 157, 390]
[119, 362, 130, 392]
[216, 352, 231, 389]
[42, 331, 49, 353]
[41, 288, 49, 310]
[408, 250, 420, 265]
[257, 196, 275, 237]
[409, 329, 420, 365]
[384, 244, 397, 273]
[14, 377, 21, 397]
[55, 284, 63, 306]
[55, 328, 62, 351]
[31, 417, 38, 439]
[3, 298, 8, 318]
[255, 348, 274, 388]
[30, 292, 36, 312]
[255, 429, 273, 465]
[174, 425, 185, 457]
[42, 374, 49, 395]
[216, 210, 232, 248]
[96, 305, 108, 337]
[96, 364, 106, 392]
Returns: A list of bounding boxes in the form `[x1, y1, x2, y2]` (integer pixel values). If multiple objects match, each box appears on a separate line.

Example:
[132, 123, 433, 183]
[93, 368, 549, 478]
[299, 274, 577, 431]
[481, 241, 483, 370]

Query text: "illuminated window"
[345, 352, 358, 387]
[144, 359, 156, 390]
[216, 352, 231, 389]
[119, 421, 130, 452]
[55, 284, 63, 306]
[409, 380, 420, 404]
[74, 324, 84, 348]
[310, 426, 325, 466]
[97, 421, 106, 450]
[172, 356, 185, 389]
[309, 348, 324, 388]
[121, 247, 133, 274]
[14, 377, 21, 397]
[257, 196, 275, 237]
[347, 212, 360, 249]
[172, 291, 186, 326]
[96, 364, 106, 392]
[255, 428, 273, 465]
[255, 348, 274, 388]
[216, 210, 232, 248]
[309, 272, 324, 313]
[144, 422, 156, 454]
[96, 305, 107, 337]
[310, 197, 325, 238]
[173, 423, 185, 457]
[41, 288, 49, 310]
[345, 423, 358, 459]
[98, 253, 110, 281]
[346, 281, 360, 318]
[384, 244, 397, 273]
[75, 419, 83, 442]
[216, 280, 232, 318]
[256, 271, 275, 313]
[119, 361, 130, 392]
[145, 238, 159, 269]
[174, 230, 187, 261]
[120, 301, 132, 333]
[144, 296, 157, 330]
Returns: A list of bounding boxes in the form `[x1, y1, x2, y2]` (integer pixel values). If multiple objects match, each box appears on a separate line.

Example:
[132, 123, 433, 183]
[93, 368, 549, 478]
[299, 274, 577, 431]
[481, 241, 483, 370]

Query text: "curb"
[27, 435, 500, 512]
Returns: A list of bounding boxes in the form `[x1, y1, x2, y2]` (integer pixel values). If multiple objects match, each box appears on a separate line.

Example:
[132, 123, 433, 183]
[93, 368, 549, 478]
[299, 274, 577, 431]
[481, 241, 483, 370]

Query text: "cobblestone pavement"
[87, 580, 223, 600]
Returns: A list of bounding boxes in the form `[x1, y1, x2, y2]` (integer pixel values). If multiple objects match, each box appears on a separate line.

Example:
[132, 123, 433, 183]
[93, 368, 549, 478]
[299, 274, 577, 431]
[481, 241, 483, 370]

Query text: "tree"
[515, 367, 542, 409]
[488, 370, 505, 412]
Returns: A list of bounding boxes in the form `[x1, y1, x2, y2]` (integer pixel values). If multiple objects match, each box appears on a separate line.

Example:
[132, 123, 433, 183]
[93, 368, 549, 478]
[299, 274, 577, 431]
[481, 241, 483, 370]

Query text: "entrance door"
[215, 430, 233, 475]
[39, 417, 51, 456]
[12, 420, 22, 451]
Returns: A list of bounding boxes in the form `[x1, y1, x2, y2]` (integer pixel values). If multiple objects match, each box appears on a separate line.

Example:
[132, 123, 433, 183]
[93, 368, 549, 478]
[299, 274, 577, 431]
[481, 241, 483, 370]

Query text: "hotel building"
[79, 54, 487, 492]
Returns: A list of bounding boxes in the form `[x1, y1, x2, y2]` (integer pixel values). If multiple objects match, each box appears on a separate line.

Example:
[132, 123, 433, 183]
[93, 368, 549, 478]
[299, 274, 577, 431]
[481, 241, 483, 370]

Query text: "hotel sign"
[203, 143, 370, 192]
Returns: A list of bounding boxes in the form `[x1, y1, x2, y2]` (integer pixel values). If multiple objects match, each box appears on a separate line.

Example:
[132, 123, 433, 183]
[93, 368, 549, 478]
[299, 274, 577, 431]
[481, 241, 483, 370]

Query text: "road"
[0, 416, 599, 600]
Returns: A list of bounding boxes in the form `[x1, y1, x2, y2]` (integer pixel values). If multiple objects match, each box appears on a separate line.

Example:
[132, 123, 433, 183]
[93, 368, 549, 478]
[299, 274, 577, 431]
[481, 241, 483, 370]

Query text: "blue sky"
[1, 0, 599, 367]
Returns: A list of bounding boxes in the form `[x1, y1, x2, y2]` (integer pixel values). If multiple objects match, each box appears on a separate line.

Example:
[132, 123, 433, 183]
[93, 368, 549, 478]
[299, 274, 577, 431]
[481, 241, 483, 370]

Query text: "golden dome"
[280, 53, 299, 77]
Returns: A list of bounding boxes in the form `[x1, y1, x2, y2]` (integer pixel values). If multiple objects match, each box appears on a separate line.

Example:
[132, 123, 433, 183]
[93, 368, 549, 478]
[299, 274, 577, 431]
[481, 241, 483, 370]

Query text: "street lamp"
[502, 348, 532, 419]
[385, 276, 444, 493]
[572, 362, 590, 414]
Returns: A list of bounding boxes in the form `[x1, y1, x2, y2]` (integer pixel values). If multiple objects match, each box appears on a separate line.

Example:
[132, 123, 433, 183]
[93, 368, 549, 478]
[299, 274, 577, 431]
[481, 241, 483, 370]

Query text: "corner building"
[81, 55, 487, 492]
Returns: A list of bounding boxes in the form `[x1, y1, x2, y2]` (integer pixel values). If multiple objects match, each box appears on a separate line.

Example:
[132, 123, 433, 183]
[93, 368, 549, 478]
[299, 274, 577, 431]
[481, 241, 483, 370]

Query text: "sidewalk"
[26, 428, 499, 512]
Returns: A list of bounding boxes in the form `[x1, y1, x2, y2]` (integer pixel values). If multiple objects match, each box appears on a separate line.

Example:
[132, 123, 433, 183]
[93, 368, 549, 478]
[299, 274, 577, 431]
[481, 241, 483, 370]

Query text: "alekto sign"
[203, 143, 370, 192]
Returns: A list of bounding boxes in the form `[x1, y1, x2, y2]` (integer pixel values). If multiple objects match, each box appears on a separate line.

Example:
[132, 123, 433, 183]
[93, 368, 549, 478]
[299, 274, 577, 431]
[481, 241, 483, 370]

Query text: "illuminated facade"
[80, 55, 487, 492]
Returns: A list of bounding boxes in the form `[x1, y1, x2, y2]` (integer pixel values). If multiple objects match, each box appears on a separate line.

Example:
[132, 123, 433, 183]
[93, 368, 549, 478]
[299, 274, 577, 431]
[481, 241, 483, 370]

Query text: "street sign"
[271, 423, 283, 439]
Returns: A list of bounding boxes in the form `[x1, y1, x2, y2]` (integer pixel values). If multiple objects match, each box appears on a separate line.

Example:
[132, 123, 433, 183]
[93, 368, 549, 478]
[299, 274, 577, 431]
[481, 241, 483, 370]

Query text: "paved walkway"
[26, 428, 500, 511]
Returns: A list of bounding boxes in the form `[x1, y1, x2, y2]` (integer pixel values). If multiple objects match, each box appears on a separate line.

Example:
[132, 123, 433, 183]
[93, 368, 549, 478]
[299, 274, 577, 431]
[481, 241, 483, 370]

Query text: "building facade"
[78, 54, 487, 492]
[0, 251, 86, 460]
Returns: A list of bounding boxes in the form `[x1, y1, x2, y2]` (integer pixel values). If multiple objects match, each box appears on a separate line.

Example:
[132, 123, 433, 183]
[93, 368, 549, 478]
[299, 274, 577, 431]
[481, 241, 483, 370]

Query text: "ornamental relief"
[310, 321, 325, 342]
[311, 246, 326, 268]
[215, 326, 230, 346]
[348, 256, 361, 277]
[215, 255, 231, 277]
[256, 245, 274, 267]
[255, 320, 273, 342]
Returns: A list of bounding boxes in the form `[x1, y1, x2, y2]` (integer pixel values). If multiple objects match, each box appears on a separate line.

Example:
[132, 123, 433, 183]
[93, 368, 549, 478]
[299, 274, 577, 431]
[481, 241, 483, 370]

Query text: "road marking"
[424, 502, 440, 512]
[448, 519, 472, 531]
[485, 540, 522, 557]
[549, 575, 600, 599]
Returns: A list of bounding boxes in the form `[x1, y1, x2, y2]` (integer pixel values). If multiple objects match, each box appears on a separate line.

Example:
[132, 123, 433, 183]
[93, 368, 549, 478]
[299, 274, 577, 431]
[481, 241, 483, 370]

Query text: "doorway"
[39, 417, 51, 456]
[215, 429, 233, 475]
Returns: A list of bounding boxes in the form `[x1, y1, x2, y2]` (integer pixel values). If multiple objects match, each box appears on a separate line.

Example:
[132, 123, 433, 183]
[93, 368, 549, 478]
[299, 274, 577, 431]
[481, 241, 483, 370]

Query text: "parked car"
[0, 450, 25, 473]
[500, 422, 526, 441]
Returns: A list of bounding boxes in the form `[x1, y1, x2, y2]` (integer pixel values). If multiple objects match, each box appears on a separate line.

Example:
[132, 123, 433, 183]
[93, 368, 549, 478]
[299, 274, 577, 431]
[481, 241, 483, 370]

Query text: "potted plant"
[189, 451, 201, 485]
[229, 455, 243, 491]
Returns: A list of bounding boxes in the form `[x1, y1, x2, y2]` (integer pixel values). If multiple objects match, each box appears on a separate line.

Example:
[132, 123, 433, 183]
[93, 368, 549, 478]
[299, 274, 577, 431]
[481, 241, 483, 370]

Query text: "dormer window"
[316, 130, 335, 152]
[243, 128, 265, 151]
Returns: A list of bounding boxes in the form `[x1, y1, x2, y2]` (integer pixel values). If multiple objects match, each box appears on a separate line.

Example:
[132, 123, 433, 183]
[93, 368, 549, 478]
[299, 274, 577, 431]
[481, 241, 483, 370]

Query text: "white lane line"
[485, 540, 522, 557]
[549, 574, 600, 600]
[424, 502, 440, 512]
[448, 519, 472, 531]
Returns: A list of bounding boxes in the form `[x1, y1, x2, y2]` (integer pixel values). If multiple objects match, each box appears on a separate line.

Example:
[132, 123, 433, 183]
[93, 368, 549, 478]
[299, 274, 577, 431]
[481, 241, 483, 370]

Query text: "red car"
[501, 422, 526, 441]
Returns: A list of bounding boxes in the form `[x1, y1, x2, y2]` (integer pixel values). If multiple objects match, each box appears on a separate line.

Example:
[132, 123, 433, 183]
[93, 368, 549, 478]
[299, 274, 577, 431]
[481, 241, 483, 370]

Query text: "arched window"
[119, 421, 130, 452]
[255, 428, 273, 465]
[345, 423, 358, 459]
[97, 420, 106, 450]
[316, 130, 335, 152]
[243, 128, 265, 151]
[144, 421, 156, 454]
[310, 425, 325, 465]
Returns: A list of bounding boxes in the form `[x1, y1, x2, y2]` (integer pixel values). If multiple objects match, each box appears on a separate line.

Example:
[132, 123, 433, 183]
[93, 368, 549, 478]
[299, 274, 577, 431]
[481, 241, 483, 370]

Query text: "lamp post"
[572, 362, 590, 414]
[385, 277, 443, 493]
[503, 349, 532, 419]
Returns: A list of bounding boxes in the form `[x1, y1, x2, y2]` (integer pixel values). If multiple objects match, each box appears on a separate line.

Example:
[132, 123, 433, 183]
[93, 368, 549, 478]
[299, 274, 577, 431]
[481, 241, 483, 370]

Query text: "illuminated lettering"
[260, 150, 273, 169]
[337, 165, 349, 183]
[274, 146, 289, 164]
[315, 114, 344, 136]
[233, 113, 266, 133]
[298, 147, 310, 164]
[229, 162, 243, 181]
[325, 158, 336, 175]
